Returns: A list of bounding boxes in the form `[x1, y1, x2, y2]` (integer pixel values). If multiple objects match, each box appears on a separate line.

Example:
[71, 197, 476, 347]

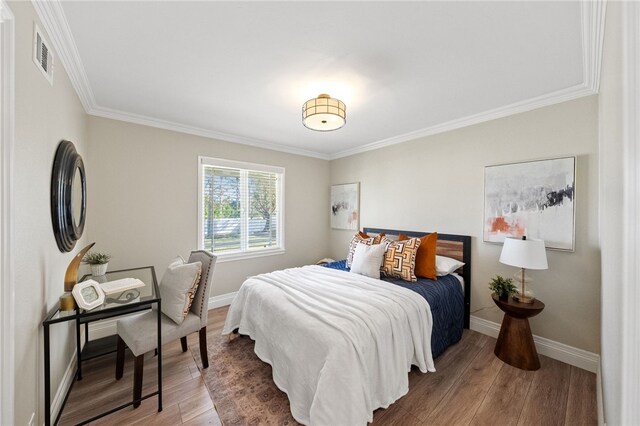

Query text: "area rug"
[190, 333, 299, 425]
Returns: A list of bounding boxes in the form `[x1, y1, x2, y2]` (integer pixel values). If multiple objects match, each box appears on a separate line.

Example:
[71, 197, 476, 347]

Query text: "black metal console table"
[43, 266, 162, 426]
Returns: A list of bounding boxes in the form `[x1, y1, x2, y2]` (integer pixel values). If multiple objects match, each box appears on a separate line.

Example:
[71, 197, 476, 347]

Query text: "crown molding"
[90, 105, 331, 160]
[33, 0, 605, 162]
[582, 0, 606, 93]
[31, 0, 331, 160]
[330, 83, 596, 160]
[331, 0, 606, 160]
[31, 0, 96, 111]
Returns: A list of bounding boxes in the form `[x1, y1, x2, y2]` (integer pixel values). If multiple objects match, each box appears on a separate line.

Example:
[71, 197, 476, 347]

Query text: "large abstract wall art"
[330, 183, 359, 230]
[483, 156, 576, 251]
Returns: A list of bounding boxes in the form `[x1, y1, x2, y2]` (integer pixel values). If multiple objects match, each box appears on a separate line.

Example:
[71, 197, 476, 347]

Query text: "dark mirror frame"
[51, 140, 86, 252]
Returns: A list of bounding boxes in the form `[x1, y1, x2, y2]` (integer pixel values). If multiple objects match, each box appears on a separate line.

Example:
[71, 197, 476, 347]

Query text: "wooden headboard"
[363, 227, 472, 329]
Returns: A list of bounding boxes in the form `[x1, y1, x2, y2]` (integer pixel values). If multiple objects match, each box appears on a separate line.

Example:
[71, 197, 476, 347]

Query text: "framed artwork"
[483, 156, 576, 251]
[330, 183, 360, 230]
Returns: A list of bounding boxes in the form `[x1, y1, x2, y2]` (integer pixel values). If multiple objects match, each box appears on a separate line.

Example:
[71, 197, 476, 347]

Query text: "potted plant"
[489, 275, 517, 301]
[83, 252, 111, 276]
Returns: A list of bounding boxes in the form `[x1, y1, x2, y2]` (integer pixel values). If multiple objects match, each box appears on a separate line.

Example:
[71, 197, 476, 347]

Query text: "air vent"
[33, 24, 54, 84]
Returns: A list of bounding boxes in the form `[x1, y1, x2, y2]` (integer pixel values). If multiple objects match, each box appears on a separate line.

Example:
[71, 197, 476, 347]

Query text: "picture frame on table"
[72, 280, 105, 310]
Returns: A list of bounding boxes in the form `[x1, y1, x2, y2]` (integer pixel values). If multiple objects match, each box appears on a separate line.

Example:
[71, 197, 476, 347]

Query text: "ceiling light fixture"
[302, 94, 346, 131]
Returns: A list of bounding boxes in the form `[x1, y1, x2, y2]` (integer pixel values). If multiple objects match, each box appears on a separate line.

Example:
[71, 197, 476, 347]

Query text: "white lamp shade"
[499, 237, 548, 270]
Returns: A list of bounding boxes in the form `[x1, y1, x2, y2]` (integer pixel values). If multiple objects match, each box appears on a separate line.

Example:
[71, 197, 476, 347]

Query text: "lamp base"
[513, 294, 536, 304]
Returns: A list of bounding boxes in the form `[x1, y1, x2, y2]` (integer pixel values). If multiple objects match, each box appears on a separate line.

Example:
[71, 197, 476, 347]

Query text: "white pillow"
[350, 243, 386, 279]
[160, 257, 202, 325]
[436, 255, 465, 276]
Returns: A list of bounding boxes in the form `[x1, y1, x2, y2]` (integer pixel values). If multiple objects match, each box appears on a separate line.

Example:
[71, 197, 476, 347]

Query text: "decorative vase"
[91, 263, 108, 276]
[59, 292, 76, 311]
[498, 293, 509, 301]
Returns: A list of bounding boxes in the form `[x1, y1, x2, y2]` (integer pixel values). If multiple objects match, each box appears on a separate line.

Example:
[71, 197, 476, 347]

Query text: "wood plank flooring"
[59, 306, 596, 425]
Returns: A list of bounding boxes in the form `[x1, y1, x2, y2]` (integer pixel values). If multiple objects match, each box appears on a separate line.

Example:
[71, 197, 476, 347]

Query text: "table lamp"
[499, 236, 548, 303]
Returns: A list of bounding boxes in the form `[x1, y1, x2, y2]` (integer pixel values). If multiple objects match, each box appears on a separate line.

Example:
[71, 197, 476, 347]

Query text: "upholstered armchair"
[115, 250, 217, 407]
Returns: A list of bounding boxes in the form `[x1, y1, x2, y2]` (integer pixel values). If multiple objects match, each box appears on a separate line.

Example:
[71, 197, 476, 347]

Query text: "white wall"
[330, 96, 600, 354]
[598, 3, 622, 421]
[86, 116, 331, 297]
[599, 2, 640, 425]
[9, 1, 89, 424]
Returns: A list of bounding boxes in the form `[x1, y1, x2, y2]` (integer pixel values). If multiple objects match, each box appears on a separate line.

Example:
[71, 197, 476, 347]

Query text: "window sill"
[215, 248, 286, 263]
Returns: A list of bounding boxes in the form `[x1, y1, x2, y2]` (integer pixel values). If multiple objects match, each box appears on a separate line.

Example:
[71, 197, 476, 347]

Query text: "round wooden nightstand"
[492, 294, 545, 370]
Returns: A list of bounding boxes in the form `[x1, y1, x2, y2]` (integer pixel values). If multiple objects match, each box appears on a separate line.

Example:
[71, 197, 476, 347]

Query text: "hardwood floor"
[59, 306, 596, 425]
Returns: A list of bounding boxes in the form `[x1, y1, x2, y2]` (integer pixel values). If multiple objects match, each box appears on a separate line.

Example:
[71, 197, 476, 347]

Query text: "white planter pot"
[91, 263, 108, 276]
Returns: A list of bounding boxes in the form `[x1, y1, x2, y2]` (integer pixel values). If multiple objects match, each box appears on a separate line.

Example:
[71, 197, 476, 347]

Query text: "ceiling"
[49, 1, 598, 159]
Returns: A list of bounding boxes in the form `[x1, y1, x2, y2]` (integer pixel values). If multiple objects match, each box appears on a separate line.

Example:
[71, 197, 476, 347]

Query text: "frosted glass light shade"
[302, 94, 346, 131]
[499, 237, 548, 270]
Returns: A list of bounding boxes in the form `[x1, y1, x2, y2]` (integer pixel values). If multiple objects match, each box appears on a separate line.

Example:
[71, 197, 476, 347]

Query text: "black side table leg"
[157, 300, 163, 412]
[44, 323, 51, 426]
[76, 315, 82, 380]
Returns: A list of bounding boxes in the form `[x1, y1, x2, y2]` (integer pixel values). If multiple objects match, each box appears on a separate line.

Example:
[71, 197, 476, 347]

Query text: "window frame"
[197, 156, 285, 262]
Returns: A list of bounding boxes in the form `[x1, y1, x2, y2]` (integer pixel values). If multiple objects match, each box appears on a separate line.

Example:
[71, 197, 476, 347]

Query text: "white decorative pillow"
[160, 257, 202, 325]
[350, 243, 386, 279]
[346, 233, 384, 267]
[435, 255, 465, 276]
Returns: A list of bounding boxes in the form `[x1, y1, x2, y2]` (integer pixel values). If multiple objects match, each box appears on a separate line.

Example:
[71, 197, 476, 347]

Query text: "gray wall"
[86, 116, 331, 296]
[10, 1, 90, 424]
[330, 96, 600, 353]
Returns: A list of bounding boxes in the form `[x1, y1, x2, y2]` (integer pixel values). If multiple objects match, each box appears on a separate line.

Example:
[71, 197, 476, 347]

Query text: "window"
[198, 157, 285, 261]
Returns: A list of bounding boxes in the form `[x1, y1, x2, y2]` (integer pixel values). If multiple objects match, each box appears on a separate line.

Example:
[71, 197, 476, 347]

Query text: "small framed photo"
[72, 279, 105, 310]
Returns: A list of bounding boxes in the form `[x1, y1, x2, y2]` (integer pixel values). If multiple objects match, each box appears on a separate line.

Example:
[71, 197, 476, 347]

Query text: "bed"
[222, 228, 472, 425]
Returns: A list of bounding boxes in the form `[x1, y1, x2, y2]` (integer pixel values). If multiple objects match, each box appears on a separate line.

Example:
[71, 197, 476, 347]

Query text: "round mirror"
[72, 166, 83, 228]
[51, 140, 87, 252]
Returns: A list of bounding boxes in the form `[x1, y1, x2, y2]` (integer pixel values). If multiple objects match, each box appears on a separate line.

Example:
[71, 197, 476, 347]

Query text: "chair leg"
[199, 327, 209, 369]
[133, 354, 144, 408]
[116, 336, 125, 380]
[180, 336, 188, 352]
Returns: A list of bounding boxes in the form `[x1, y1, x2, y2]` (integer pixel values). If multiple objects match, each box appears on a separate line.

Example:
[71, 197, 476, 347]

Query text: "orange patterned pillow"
[398, 232, 438, 280]
[380, 237, 421, 282]
[360, 231, 385, 241]
[346, 232, 385, 267]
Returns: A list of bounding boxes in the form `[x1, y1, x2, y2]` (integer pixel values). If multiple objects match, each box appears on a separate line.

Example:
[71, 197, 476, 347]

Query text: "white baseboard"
[87, 318, 119, 341]
[208, 291, 237, 310]
[597, 360, 604, 425]
[49, 349, 78, 425]
[86, 292, 238, 341]
[470, 315, 599, 373]
[88, 305, 598, 373]
[59, 303, 600, 423]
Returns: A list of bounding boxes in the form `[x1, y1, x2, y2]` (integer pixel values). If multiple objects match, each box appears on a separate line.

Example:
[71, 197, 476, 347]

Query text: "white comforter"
[222, 265, 435, 426]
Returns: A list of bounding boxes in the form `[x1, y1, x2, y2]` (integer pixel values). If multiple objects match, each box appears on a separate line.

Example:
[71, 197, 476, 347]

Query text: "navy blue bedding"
[322, 260, 464, 359]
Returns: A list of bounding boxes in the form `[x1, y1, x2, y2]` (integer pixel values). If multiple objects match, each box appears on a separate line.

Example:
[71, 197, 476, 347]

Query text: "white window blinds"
[199, 157, 284, 257]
